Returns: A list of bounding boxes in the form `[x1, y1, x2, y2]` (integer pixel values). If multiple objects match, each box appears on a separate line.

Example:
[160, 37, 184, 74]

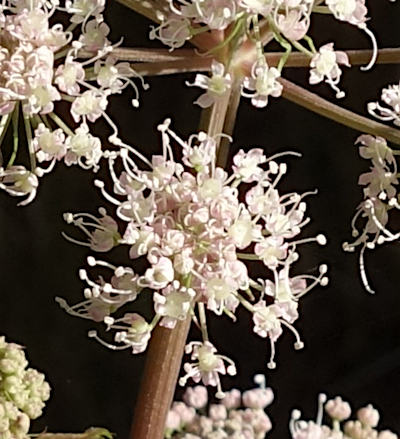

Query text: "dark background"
[1, 1, 400, 437]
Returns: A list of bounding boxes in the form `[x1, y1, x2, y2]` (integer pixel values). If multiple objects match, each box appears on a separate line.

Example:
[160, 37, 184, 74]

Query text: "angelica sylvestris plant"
[290, 393, 398, 439]
[0, 335, 50, 439]
[164, 375, 273, 439]
[58, 118, 328, 396]
[0, 0, 146, 205]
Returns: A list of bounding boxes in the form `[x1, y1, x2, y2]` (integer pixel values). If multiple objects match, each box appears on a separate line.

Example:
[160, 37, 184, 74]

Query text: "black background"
[1, 1, 400, 437]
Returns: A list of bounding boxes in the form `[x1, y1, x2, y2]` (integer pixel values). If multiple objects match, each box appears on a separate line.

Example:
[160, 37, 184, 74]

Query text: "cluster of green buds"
[0, 335, 50, 439]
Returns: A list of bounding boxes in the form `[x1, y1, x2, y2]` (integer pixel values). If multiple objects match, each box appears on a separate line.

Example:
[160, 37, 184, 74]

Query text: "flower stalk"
[130, 56, 242, 438]
[280, 78, 400, 146]
[129, 317, 192, 439]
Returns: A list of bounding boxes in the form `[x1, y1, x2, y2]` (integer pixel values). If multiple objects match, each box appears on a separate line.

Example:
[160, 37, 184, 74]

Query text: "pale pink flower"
[149, 15, 191, 50]
[33, 124, 66, 162]
[63, 209, 120, 252]
[276, 9, 310, 41]
[171, 401, 196, 425]
[193, 0, 236, 30]
[228, 212, 262, 249]
[357, 135, 394, 165]
[113, 313, 152, 354]
[239, 0, 273, 15]
[242, 388, 274, 409]
[245, 185, 280, 216]
[378, 431, 398, 439]
[357, 404, 379, 427]
[66, 0, 106, 23]
[232, 148, 267, 183]
[154, 281, 195, 328]
[55, 57, 85, 95]
[221, 389, 241, 409]
[368, 84, 400, 127]
[180, 341, 236, 398]
[310, 43, 350, 98]
[70, 90, 108, 123]
[209, 404, 227, 421]
[165, 409, 181, 430]
[89, 215, 120, 252]
[292, 421, 328, 439]
[188, 61, 232, 108]
[65, 124, 102, 171]
[129, 227, 158, 259]
[254, 236, 288, 268]
[24, 84, 61, 115]
[252, 302, 283, 341]
[79, 19, 110, 51]
[243, 408, 272, 435]
[325, 396, 351, 421]
[183, 385, 208, 409]
[358, 165, 398, 199]
[241, 63, 283, 109]
[204, 276, 239, 315]
[0, 166, 39, 206]
[326, 0, 368, 26]
[143, 256, 174, 289]
[182, 132, 216, 170]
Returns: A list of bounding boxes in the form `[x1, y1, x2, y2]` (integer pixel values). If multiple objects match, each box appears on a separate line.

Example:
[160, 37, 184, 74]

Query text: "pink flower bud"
[183, 386, 208, 409]
[209, 404, 227, 421]
[171, 401, 196, 425]
[165, 409, 181, 430]
[357, 404, 379, 427]
[242, 388, 274, 409]
[221, 389, 241, 409]
[325, 396, 351, 421]
[378, 431, 398, 439]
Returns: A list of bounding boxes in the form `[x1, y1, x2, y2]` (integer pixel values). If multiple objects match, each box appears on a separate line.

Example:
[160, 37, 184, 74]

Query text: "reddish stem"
[129, 318, 191, 439]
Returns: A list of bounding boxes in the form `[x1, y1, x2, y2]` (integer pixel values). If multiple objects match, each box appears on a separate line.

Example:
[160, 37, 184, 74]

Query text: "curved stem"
[280, 77, 400, 146]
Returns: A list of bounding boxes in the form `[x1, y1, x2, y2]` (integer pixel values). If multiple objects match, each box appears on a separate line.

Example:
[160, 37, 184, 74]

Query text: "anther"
[63, 213, 74, 223]
[87, 256, 96, 266]
[79, 269, 87, 280]
[316, 234, 327, 245]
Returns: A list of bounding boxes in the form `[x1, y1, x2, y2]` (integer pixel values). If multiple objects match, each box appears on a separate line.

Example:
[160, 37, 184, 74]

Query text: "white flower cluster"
[0, 335, 50, 439]
[343, 135, 399, 294]
[290, 394, 398, 439]
[164, 375, 273, 439]
[58, 120, 328, 396]
[368, 83, 400, 127]
[0, 0, 146, 205]
[150, 0, 382, 106]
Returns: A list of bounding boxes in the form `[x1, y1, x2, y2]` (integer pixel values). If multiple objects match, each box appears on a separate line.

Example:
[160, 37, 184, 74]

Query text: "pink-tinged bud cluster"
[290, 394, 398, 439]
[165, 375, 273, 438]
[150, 0, 382, 107]
[59, 120, 327, 395]
[343, 135, 399, 294]
[0, 0, 147, 205]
